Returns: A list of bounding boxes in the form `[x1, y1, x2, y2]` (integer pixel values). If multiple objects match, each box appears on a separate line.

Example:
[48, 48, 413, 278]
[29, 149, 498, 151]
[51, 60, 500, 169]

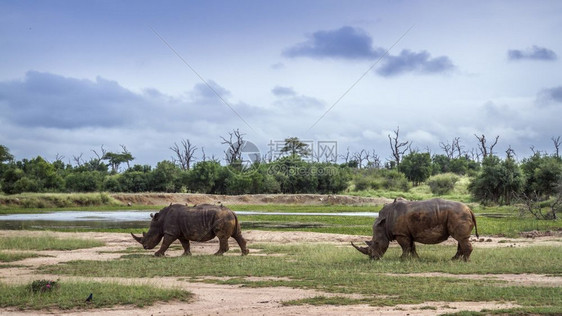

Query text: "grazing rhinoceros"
[131, 203, 249, 256]
[352, 198, 478, 261]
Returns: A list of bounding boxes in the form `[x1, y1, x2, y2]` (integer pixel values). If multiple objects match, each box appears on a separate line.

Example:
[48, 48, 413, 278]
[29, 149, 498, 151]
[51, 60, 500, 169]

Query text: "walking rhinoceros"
[131, 203, 249, 256]
[352, 198, 478, 261]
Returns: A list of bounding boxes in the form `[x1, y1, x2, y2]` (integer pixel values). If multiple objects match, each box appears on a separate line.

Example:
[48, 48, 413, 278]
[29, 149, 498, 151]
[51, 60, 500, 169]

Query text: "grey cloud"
[271, 86, 296, 97]
[284, 26, 454, 76]
[0, 71, 140, 129]
[191, 80, 232, 101]
[283, 26, 385, 60]
[537, 86, 562, 106]
[377, 50, 455, 77]
[508, 45, 557, 61]
[271, 86, 323, 109]
[0, 72, 259, 133]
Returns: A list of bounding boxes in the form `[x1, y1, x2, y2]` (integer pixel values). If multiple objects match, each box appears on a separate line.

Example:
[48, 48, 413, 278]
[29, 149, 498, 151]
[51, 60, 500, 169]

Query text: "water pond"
[0, 210, 378, 230]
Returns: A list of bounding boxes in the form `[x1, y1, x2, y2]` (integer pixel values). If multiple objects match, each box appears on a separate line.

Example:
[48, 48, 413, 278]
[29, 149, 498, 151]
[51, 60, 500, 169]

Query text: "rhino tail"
[471, 210, 479, 238]
[233, 213, 242, 237]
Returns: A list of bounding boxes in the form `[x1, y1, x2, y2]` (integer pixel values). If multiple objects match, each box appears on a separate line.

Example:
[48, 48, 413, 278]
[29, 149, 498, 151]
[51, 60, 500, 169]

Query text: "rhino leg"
[234, 234, 249, 256]
[214, 236, 229, 256]
[154, 234, 175, 257]
[451, 243, 462, 260]
[396, 236, 418, 260]
[457, 238, 473, 261]
[178, 237, 192, 256]
[410, 242, 419, 259]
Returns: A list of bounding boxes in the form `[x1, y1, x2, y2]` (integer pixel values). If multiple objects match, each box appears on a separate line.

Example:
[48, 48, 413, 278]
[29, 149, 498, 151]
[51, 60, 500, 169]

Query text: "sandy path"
[1, 230, 560, 315]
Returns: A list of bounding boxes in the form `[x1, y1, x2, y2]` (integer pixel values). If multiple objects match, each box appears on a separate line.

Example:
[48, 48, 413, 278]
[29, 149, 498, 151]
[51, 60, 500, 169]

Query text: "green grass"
[0, 280, 192, 310]
[39, 243, 562, 312]
[0, 235, 104, 251]
[0, 251, 41, 262]
[0, 192, 123, 211]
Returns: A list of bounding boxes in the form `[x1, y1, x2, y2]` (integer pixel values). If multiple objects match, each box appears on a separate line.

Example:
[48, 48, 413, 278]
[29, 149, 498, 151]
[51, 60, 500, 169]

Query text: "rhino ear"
[375, 218, 386, 227]
[153, 213, 160, 220]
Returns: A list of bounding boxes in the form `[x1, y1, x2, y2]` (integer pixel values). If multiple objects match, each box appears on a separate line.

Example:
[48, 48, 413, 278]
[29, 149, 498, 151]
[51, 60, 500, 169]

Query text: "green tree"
[280, 137, 311, 158]
[187, 161, 222, 193]
[432, 154, 451, 175]
[64, 171, 104, 192]
[1, 167, 25, 194]
[521, 153, 562, 198]
[0, 145, 13, 164]
[399, 152, 432, 186]
[103, 152, 134, 174]
[469, 156, 524, 205]
[150, 161, 182, 192]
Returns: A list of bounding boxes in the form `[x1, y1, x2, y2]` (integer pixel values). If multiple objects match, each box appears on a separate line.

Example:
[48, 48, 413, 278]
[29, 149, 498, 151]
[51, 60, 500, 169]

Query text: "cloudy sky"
[1, 1, 561, 167]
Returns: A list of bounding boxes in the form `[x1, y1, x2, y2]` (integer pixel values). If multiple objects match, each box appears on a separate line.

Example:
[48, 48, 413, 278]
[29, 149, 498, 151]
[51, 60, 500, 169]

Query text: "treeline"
[1, 131, 561, 217]
[0, 144, 350, 195]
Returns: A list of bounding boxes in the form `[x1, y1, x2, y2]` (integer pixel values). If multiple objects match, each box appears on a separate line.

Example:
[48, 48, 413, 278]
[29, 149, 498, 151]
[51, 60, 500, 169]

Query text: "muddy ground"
[1, 229, 561, 315]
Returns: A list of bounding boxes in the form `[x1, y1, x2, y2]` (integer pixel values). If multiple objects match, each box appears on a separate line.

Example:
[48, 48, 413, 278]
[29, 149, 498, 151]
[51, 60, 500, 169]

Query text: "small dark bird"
[85, 293, 93, 302]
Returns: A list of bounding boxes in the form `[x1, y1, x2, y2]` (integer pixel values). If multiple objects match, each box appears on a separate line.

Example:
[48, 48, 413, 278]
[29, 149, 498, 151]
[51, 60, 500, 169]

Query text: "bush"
[353, 176, 370, 191]
[64, 171, 104, 192]
[399, 152, 432, 185]
[469, 156, 524, 205]
[427, 173, 459, 195]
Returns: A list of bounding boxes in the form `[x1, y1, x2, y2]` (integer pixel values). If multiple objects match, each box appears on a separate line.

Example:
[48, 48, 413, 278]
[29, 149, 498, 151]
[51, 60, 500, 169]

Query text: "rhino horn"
[131, 233, 143, 243]
[351, 242, 369, 255]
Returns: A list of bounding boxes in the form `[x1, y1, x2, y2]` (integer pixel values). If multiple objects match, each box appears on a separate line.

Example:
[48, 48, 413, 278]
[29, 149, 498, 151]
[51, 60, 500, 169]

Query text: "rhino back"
[391, 199, 471, 244]
[162, 204, 236, 242]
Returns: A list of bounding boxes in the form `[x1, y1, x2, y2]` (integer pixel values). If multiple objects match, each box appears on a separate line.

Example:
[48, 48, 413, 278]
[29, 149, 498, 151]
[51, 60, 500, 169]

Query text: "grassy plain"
[0, 235, 104, 251]
[0, 281, 191, 310]
[1, 184, 562, 314]
[40, 242, 562, 314]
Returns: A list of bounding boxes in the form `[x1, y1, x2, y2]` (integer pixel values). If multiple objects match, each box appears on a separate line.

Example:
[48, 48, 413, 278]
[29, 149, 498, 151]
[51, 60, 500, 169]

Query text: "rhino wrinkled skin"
[132, 203, 249, 256]
[352, 198, 478, 261]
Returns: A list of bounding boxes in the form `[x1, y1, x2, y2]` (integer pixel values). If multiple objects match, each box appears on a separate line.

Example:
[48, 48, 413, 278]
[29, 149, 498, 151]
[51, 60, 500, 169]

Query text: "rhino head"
[131, 212, 164, 250]
[351, 217, 390, 260]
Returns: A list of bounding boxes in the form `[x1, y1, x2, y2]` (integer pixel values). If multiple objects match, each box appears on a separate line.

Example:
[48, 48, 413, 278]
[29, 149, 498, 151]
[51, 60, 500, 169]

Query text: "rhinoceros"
[352, 198, 478, 261]
[131, 203, 249, 256]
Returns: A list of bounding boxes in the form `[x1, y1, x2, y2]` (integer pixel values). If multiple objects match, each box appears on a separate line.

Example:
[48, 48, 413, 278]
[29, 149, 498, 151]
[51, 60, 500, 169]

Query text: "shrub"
[469, 156, 524, 205]
[427, 173, 459, 195]
[353, 176, 370, 191]
[28, 279, 59, 293]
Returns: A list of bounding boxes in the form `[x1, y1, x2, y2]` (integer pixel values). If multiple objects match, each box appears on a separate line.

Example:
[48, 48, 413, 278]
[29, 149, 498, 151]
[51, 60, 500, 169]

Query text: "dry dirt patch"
[110, 193, 392, 206]
[1, 230, 558, 315]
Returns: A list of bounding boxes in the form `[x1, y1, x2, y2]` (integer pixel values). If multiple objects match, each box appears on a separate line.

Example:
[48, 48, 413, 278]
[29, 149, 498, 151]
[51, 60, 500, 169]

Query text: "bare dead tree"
[439, 141, 453, 159]
[352, 149, 368, 169]
[201, 147, 207, 162]
[72, 153, 84, 167]
[366, 149, 382, 169]
[388, 126, 411, 167]
[474, 134, 499, 159]
[505, 145, 516, 160]
[518, 190, 560, 220]
[552, 136, 561, 158]
[170, 139, 198, 170]
[339, 147, 351, 164]
[221, 129, 245, 165]
[91, 145, 107, 160]
[452, 137, 463, 158]
[55, 153, 65, 162]
[466, 148, 481, 162]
